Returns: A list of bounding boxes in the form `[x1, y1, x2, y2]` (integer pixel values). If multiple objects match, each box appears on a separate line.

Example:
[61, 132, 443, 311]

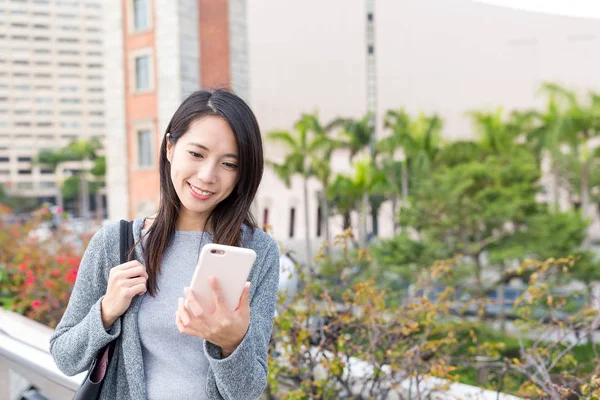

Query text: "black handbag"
[72, 220, 134, 400]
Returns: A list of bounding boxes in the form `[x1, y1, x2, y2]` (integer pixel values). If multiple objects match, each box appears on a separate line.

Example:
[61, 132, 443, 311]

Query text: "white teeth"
[189, 183, 213, 196]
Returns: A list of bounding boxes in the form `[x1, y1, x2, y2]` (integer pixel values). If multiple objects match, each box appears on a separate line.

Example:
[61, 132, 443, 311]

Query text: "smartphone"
[186, 243, 257, 313]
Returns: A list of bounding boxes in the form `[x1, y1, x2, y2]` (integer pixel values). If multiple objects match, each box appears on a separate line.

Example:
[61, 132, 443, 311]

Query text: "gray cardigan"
[50, 218, 281, 399]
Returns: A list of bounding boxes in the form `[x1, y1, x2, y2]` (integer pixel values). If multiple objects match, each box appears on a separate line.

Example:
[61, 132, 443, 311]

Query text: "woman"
[50, 89, 280, 399]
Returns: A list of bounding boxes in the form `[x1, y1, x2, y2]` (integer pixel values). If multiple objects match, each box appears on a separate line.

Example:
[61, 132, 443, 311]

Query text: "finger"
[121, 265, 148, 279]
[126, 283, 147, 297]
[184, 287, 204, 318]
[124, 276, 147, 288]
[178, 297, 192, 327]
[236, 282, 251, 311]
[209, 276, 225, 309]
[118, 261, 142, 270]
[175, 310, 186, 333]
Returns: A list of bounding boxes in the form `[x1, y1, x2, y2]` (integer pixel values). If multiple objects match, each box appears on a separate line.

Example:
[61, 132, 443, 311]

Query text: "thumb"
[236, 282, 251, 311]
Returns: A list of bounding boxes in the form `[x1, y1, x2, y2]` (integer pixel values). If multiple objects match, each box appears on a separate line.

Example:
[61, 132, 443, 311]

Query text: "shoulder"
[241, 225, 279, 258]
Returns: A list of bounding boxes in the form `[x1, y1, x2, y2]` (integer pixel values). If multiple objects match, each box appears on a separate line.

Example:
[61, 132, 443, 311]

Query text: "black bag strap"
[119, 219, 134, 264]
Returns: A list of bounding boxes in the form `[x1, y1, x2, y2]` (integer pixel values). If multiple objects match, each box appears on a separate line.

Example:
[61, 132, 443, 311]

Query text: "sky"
[473, 0, 600, 19]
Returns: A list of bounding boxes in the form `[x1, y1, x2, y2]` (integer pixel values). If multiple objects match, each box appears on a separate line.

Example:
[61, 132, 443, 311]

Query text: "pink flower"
[18, 263, 28, 272]
[51, 269, 61, 277]
[25, 277, 35, 286]
[31, 300, 41, 310]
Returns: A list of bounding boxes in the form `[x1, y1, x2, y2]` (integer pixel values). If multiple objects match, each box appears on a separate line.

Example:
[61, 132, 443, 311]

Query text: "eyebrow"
[188, 142, 239, 159]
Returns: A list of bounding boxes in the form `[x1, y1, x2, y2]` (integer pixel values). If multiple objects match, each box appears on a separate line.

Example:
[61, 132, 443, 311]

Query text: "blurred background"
[2, 0, 600, 399]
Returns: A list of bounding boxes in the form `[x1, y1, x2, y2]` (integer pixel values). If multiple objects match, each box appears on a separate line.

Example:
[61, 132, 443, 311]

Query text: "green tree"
[267, 114, 337, 264]
[380, 108, 443, 203]
[328, 158, 386, 248]
[35, 139, 105, 218]
[541, 83, 600, 246]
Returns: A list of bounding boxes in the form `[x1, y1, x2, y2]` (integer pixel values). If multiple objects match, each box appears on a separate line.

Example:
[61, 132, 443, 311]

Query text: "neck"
[176, 208, 213, 232]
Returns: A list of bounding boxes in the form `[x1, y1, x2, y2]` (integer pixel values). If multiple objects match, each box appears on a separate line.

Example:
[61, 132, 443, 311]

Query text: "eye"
[188, 151, 204, 159]
[223, 162, 238, 170]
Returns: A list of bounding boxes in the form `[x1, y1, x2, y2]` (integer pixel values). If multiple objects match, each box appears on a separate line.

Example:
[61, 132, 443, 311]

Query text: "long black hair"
[142, 89, 263, 296]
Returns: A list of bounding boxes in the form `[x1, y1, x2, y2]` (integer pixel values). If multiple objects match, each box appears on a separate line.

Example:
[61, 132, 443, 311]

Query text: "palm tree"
[267, 114, 337, 264]
[332, 113, 379, 237]
[300, 113, 343, 256]
[542, 83, 600, 246]
[515, 92, 568, 210]
[380, 109, 443, 205]
[328, 158, 387, 248]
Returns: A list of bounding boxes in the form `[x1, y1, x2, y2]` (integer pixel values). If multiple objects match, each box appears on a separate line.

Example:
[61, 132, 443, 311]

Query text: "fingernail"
[184, 287, 189, 295]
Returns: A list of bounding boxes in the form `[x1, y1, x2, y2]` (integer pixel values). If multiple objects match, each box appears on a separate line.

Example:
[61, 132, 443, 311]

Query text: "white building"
[0, 0, 105, 209]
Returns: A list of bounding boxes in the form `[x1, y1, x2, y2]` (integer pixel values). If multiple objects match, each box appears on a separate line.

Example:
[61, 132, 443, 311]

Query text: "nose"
[196, 162, 217, 184]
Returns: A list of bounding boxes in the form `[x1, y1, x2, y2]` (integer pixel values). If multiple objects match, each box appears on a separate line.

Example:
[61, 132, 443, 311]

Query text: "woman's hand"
[176, 276, 250, 357]
[101, 261, 148, 329]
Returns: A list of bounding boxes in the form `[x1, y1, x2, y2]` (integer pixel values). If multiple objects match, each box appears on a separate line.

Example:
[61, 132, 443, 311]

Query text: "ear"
[166, 133, 173, 163]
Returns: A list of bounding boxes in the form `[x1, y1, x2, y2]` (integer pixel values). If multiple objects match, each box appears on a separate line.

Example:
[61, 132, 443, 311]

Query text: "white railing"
[0, 309, 84, 400]
[1, 307, 521, 400]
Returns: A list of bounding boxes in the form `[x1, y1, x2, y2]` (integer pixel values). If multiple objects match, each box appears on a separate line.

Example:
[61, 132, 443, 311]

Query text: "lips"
[187, 182, 215, 200]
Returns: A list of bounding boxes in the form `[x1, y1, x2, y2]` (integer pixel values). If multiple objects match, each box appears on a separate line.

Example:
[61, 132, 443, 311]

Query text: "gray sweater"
[50, 218, 281, 399]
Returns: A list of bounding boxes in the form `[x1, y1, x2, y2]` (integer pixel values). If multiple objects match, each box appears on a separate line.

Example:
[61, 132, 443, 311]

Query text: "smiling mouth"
[188, 183, 214, 196]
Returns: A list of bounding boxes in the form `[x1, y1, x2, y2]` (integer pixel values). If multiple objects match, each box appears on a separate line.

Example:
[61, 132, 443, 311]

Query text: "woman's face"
[167, 116, 239, 226]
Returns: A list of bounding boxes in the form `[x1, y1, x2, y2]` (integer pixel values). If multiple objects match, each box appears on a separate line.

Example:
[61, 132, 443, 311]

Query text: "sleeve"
[203, 241, 280, 400]
[49, 226, 122, 376]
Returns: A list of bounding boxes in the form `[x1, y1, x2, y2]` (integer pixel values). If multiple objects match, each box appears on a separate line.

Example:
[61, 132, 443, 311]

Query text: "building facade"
[105, 0, 600, 261]
[105, 0, 249, 221]
[0, 0, 105, 209]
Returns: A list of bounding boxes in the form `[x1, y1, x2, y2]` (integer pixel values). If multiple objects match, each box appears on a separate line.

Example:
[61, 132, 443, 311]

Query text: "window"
[17, 156, 31, 162]
[262, 208, 269, 232]
[57, 37, 80, 43]
[59, 73, 80, 79]
[15, 122, 31, 127]
[35, 61, 51, 66]
[34, 36, 51, 42]
[40, 169, 54, 174]
[133, 0, 150, 31]
[316, 206, 322, 237]
[59, 85, 78, 92]
[60, 98, 80, 104]
[35, 73, 52, 78]
[0, 157, 10, 162]
[88, 63, 102, 69]
[40, 181, 56, 189]
[35, 85, 52, 90]
[134, 54, 151, 91]
[137, 129, 153, 167]
[36, 110, 53, 115]
[61, 110, 82, 116]
[15, 109, 31, 115]
[88, 98, 103, 104]
[88, 87, 102, 93]
[59, 62, 81, 67]
[18, 169, 32, 175]
[87, 39, 102, 45]
[89, 111, 103, 116]
[34, 48, 51, 54]
[61, 122, 80, 128]
[17, 182, 33, 190]
[88, 74, 102, 80]
[37, 122, 53, 127]
[13, 60, 29, 65]
[289, 207, 296, 238]
[58, 49, 80, 55]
